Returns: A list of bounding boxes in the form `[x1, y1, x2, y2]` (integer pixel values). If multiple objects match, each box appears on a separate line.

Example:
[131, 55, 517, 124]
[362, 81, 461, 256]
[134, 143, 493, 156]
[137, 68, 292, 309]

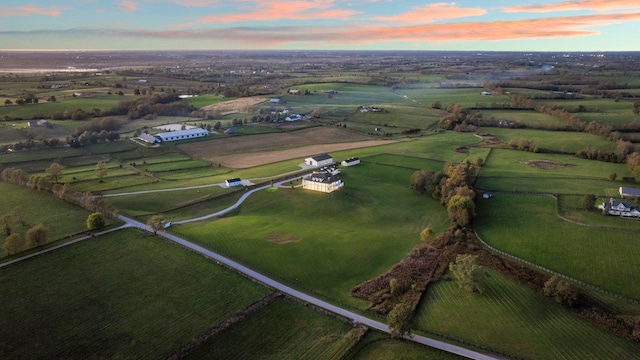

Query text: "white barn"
[305, 154, 334, 167]
[341, 157, 360, 167]
[156, 128, 209, 142]
[225, 178, 242, 187]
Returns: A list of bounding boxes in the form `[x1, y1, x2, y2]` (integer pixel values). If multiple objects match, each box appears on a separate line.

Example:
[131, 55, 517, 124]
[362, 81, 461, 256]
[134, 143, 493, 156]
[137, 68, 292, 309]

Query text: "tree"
[95, 161, 108, 181]
[147, 215, 164, 235]
[45, 162, 64, 184]
[25, 223, 48, 248]
[387, 302, 413, 338]
[4, 99, 12, 106]
[449, 254, 486, 293]
[446, 195, 476, 227]
[544, 275, 579, 307]
[3, 233, 25, 255]
[627, 152, 640, 179]
[583, 194, 597, 211]
[2, 213, 14, 236]
[86, 212, 105, 231]
[410, 170, 435, 194]
[420, 227, 433, 241]
[608, 172, 617, 181]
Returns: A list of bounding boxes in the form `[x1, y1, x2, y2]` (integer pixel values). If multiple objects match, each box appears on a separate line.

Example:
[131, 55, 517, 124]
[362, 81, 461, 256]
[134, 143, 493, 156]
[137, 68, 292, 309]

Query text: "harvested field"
[179, 126, 395, 168]
[200, 96, 268, 115]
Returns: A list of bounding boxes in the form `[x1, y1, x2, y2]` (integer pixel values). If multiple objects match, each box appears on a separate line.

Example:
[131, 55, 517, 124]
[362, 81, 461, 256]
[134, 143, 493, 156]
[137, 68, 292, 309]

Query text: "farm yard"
[2, 50, 640, 359]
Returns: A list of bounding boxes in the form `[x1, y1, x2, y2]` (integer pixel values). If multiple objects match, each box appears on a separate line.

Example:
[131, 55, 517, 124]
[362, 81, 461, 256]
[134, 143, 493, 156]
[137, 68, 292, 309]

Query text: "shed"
[341, 157, 360, 167]
[225, 178, 242, 187]
[620, 187, 640, 198]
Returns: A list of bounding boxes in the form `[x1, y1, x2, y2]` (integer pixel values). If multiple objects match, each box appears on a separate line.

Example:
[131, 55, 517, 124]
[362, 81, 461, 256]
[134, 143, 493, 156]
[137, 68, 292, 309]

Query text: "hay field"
[179, 126, 395, 168]
[200, 96, 268, 115]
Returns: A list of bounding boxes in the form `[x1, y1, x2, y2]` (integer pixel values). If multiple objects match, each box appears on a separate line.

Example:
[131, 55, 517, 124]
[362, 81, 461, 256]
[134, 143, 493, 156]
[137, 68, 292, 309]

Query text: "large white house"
[155, 128, 209, 142]
[305, 153, 334, 167]
[302, 170, 343, 193]
[602, 198, 640, 218]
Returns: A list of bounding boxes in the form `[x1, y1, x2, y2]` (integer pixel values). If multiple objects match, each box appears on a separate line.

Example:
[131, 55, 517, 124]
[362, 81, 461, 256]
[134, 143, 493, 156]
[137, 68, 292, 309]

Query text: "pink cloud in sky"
[504, 0, 640, 13]
[124, 11, 640, 47]
[118, 0, 138, 13]
[169, 0, 357, 27]
[0, 5, 65, 17]
[370, 3, 487, 24]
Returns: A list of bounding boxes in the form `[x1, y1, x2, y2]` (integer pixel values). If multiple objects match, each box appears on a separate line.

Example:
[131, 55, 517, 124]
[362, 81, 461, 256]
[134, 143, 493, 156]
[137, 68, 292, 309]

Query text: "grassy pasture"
[350, 104, 442, 130]
[480, 110, 563, 128]
[394, 88, 511, 108]
[475, 194, 640, 300]
[84, 140, 139, 154]
[350, 332, 463, 360]
[184, 94, 231, 109]
[174, 162, 451, 306]
[0, 95, 134, 120]
[107, 185, 231, 218]
[481, 128, 617, 153]
[183, 299, 358, 360]
[0, 229, 268, 359]
[414, 270, 640, 360]
[537, 98, 635, 128]
[0, 146, 85, 164]
[0, 182, 97, 257]
[364, 153, 445, 171]
[0, 125, 26, 145]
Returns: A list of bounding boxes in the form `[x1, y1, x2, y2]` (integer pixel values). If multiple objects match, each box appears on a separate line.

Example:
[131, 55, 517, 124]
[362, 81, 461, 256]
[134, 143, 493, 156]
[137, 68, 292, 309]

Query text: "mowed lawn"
[0, 229, 268, 360]
[183, 299, 359, 360]
[475, 194, 640, 300]
[174, 162, 451, 306]
[0, 182, 97, 257]
[414, 270, 640, 360]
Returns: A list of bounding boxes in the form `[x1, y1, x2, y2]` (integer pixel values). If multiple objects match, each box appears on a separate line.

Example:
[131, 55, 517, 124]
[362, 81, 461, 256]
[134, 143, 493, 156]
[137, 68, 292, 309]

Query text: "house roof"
[226, 178, 241, 182]
[311, 153, 332, 162]
[307, 171, 340, 184]
[157, 128, 209, 139]
[620, 187, 640, 197]
[343, 157, 359, 163]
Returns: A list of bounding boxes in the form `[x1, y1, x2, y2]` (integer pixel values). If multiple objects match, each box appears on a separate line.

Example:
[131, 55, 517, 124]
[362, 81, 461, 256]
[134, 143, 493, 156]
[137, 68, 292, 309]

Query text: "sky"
[0, 0, 639, 51]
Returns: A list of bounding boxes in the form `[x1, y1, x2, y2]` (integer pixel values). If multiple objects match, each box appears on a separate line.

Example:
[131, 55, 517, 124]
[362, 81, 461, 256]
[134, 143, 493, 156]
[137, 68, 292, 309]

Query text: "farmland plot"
[0, 229, 268, 359]
[183, 299, 358, 360]
[414, 271, 640, 360]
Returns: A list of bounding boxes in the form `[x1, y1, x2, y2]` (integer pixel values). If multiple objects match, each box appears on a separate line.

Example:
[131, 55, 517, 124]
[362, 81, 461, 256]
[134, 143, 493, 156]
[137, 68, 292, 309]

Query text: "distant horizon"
[1, 1, 639, 52]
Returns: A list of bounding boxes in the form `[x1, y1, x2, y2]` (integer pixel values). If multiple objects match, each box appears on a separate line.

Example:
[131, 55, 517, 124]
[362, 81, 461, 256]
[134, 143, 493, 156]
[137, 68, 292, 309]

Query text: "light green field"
[537, 98, 635, 128]
[481, 110, 563, 128]
[0, 182, 98, 257]
[475, 194, 640, 300]
[482, 127, 617, 153]
[0, 229, 268, 360]
[414, 270, 640, 360]
[0, 146, 85, 164]
[183, 299, 358, 360]
[173, 163, 451, 306]
[395, 88, 512, 108]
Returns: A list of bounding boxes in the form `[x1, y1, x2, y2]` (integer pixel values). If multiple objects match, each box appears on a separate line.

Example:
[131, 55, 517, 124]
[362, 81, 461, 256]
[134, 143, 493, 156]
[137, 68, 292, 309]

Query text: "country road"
[1, 178, 500, 360]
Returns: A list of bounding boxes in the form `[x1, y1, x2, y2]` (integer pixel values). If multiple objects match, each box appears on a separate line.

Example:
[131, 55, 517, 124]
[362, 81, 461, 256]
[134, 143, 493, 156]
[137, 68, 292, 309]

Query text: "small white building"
[305, 154, 334, 167]
[225, 178, 242, 187]
[156, 128, 209, 142]
[285, 114, 302, 122]
[269, 98, 280, 104]
[138, 133, 159, 144]
[341, 157, 360, 167]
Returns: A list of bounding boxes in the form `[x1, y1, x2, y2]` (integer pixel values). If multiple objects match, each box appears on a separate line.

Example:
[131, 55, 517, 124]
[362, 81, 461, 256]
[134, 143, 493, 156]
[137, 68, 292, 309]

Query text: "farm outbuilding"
[619, 187, 640, 198]
[155, 128, 209, 142]
[225, 178, 242, 187]
[305, 153, 334, 167]
[341, 157, 360, 167]
[138, 133, 159, 144]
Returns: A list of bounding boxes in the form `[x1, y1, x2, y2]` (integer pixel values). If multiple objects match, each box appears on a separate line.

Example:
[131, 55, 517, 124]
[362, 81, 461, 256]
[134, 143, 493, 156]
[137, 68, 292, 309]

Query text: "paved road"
[2, 181, 500, 360]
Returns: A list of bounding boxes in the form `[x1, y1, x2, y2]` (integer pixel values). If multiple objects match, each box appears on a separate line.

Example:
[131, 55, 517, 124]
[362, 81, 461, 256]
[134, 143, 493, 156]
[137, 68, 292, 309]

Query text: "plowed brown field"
[178, 126, 395, 169]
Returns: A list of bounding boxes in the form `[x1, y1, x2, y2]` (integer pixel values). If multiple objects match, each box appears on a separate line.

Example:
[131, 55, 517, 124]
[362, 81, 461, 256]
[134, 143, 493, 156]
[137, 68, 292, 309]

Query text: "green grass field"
[413, 270, 640, 359]
[183, 299, 358, 359]
[173, 163, 451, 306]
[475, 193, 640, 300]
[0, 182, 98, 257]
[0, 229, 268, 359]
[349, 331, 463, 360]
[482, 127, 617, 153]
[480, 110, 562, 128]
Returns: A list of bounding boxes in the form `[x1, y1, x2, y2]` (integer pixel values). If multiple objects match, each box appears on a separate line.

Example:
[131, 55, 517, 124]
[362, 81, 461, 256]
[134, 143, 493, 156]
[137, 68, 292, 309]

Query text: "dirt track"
[178, 126, 395, 168]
